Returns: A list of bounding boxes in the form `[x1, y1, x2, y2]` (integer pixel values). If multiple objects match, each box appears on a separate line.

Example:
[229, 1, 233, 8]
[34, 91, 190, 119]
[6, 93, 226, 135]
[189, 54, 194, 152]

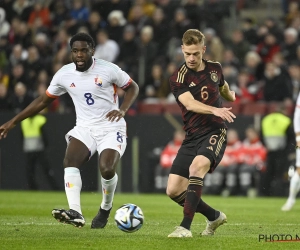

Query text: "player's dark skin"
[0, 41, 139, 180]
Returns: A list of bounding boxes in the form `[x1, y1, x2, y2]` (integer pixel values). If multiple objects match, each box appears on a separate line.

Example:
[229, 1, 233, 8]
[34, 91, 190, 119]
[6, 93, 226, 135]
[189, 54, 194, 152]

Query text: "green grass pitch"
[1, 191, 300, 250]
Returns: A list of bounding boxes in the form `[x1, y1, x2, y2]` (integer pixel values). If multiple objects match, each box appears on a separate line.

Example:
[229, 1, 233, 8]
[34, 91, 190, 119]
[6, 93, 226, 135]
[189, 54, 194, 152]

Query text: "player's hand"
[212, 107, 236, 123]
[0, 120, 16, 139]
[106, 109, 125, 122]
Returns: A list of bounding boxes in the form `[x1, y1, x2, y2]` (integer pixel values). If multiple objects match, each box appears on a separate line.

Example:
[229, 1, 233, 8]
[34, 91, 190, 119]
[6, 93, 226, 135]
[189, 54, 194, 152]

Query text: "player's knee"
[166, 186, 177, 198]
[63, 157, 80, 168]
[100, 164, 115, 179]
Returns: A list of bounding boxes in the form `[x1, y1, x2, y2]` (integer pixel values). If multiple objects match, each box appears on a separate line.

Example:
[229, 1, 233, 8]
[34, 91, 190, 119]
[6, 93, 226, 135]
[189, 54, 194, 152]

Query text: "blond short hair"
[182, 29, 205, 46]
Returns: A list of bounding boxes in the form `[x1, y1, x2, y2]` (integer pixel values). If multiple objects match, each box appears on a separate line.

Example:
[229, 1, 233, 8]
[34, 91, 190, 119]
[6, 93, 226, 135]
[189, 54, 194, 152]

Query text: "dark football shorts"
[170, 128, 227, 179]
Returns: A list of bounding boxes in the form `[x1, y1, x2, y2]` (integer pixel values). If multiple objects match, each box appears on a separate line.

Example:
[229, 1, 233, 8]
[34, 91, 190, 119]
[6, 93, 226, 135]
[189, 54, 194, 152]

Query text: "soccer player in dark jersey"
[167, 29, 236, 238]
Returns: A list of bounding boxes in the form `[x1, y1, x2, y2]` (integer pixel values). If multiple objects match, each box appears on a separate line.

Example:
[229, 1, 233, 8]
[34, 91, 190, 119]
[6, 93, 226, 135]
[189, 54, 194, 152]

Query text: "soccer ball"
[114, 203, 144, 233]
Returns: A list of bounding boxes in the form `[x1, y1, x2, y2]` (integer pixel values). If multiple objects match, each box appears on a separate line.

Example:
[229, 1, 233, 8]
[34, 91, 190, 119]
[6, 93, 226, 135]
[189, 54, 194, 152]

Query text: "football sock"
[180, 176, 203, 230]
[171, 191, 186, 206]
[64, 167, 82, 214]
[101, 174, 118, 210]
[196, 199, 220, 221]
[288, 171, 300, 201]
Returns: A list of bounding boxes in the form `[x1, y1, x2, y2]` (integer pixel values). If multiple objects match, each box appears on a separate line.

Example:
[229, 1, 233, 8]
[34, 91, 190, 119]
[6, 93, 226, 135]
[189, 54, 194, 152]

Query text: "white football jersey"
[46, 57, 132, 128]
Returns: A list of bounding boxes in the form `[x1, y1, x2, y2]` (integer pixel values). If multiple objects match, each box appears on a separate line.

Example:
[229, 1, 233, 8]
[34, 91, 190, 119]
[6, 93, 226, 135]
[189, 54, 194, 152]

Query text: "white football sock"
[288, 171, 300, 202]
[64, 167, 82, 214]
[101, 174, 118, 210]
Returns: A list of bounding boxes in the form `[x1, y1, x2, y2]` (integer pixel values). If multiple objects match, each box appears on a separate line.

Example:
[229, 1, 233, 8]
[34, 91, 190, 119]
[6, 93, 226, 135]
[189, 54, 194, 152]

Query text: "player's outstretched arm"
[219, 81, 236, 102]
[106, 80, 139, 122]
[178, 91, 236, 123]
[0, 93, 55, 139]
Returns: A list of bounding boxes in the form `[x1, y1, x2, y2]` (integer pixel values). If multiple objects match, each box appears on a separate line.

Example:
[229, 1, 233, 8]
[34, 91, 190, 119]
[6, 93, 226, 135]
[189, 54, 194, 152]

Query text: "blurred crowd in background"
[1, 0, 300, 115]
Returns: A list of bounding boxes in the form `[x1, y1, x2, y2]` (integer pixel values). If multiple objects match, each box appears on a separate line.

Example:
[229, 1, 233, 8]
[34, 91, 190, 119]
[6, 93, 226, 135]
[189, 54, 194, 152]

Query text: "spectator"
[154, 129, 185, 191]
[0, 83, 11, 111]
[8, 43, 27, 68]
[8, 63, 29, 93]
[93, 0, 131, 22]
[143, 64, 170, 101]
[11, 81, 33, 114]
[107, 10, 126, 43]
[262, 61, 293, 103]
[23, 45, 44, 86]
[256, 33, 280, 63]
[117, 25, 138, 77]
[136, 25, 157, 90]
[261, 104, 294, 196]
[289, 61, 300, 102]
[239, 126, 267, 197]
[183, 0, 202, 29]
[69, 0, 89, 24]
[244, 51, 265, 82]
[232, 70, 262, 104]
[0, 7, 10, 38]
[0, 68, 9, 88]
[27, 1, 52, 30]
[94, 29, 120, 63]
[281, 27, 299, 64]
[128, 4, 150, 35]
[20, 112, 59, 190]
[12, 0, 32, 22]
[148, 7, 171, 60]
[203, 28, 224, 62]
[227, 29, 251, 63]
[128, 0, 156, 19]
[15, 21, 32, 49]
[169, 8, 193, 40]
[49, 1, 70, 34]
[241, 17, 258, 47]
[86, 11, 107, 43]
[285, 1, 300, 27]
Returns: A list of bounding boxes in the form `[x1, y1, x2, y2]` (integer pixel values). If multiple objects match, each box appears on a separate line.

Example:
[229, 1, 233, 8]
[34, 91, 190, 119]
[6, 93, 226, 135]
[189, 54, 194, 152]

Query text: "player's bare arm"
[178, 91, 236, 123]
[219, 81, 236, 102]
[106, 80, 139, 122]
[0, 93, 55, 139]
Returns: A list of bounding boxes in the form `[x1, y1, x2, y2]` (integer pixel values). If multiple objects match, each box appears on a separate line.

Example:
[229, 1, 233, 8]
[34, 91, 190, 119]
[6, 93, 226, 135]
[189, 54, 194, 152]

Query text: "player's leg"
[91, 149, 120, 229]
[282, 148, 300, 211]
[167, 173, 192, 237]
[91, 129, 127, 229]
[197, 129, 227, 236]
[52, 127, 95, 228]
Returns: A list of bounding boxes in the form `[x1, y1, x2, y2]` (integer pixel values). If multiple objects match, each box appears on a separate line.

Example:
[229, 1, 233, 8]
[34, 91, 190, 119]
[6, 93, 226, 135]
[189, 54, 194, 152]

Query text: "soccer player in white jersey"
[0, 33, 139, 228]
[282, 94, 300, 211]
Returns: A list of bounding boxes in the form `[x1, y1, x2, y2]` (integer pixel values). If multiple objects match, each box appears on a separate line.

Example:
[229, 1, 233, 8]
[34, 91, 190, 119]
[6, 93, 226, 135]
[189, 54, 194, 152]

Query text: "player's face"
[181, 43, 206, 71]
[71, 41, 95, 72]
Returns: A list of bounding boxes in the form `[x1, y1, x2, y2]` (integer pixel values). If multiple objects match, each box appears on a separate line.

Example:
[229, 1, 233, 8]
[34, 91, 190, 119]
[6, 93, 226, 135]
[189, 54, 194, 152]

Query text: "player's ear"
[202, 45, 206, 54]
[92, 48, 95, 55]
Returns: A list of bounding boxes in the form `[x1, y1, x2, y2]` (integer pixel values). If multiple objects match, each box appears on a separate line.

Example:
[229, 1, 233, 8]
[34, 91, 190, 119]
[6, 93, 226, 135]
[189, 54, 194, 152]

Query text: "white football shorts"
[65, 126, 127, 158]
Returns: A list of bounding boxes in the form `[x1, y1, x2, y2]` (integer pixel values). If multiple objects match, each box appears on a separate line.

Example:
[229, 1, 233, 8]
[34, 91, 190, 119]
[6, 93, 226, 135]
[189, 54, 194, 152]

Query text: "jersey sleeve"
[169, 78, 189, 100]
[46, 71, 67, 98]
[111, 66, 132, 90]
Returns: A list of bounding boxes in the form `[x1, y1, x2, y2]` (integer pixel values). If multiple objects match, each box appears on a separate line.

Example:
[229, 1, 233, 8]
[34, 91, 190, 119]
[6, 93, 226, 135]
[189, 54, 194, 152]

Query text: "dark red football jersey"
[169, 59, 227, 136]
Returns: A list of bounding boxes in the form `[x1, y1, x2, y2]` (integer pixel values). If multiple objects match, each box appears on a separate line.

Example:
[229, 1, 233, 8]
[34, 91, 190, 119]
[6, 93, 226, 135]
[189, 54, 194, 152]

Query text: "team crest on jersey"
[95, 75, 102, 87]
[210, 71, 218, 82]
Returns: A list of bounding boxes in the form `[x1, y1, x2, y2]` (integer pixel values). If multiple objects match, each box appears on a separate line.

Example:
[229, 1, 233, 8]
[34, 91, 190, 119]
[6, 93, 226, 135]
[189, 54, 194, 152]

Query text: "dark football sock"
[180, 176, 203, 230]
[171, 191, 186, 207]
[196, 199, 220, 221]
